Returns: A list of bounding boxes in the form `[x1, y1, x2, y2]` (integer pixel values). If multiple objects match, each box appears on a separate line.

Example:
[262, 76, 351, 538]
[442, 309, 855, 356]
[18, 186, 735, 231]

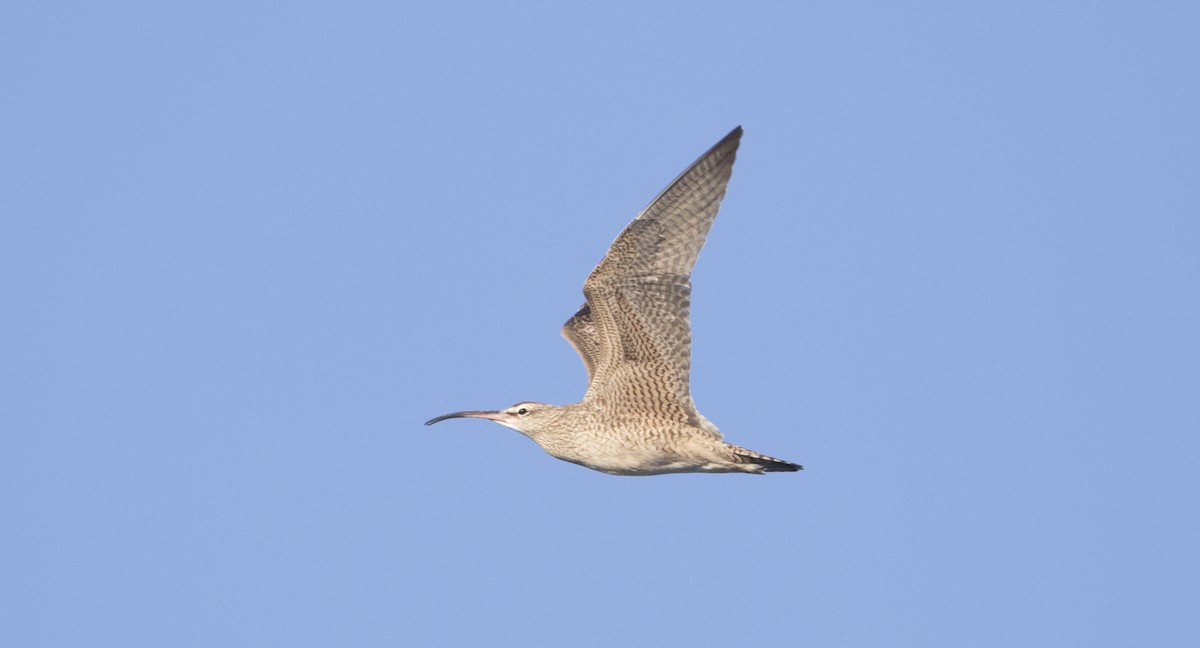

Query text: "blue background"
[4, 1, 1198, 645]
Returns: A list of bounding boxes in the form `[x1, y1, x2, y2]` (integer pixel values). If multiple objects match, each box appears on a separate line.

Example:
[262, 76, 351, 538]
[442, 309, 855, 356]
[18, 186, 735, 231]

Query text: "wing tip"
[712, 125, 743, 154]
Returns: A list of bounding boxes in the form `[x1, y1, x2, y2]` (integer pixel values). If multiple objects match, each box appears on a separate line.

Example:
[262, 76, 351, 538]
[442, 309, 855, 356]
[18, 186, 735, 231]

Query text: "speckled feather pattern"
[556, 127, 798, 473]
[432, 128, 801, 475]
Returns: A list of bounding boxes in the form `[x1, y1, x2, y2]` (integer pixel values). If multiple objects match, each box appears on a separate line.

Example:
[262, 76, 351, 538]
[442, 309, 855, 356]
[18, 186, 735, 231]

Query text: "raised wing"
[560, 127, 741, 437]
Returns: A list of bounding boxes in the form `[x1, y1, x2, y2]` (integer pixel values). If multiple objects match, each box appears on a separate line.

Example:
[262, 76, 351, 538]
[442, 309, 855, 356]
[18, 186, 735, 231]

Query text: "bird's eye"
[517, 407, 529, 415]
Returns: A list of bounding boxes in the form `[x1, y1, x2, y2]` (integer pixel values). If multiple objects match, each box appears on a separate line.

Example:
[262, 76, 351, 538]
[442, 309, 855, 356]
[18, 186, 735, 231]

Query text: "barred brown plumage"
[425, 127, 802, 475]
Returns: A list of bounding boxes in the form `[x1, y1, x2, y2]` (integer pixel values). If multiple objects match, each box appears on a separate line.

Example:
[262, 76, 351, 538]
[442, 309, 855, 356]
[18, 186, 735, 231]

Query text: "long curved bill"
[424, 410, 504, 426]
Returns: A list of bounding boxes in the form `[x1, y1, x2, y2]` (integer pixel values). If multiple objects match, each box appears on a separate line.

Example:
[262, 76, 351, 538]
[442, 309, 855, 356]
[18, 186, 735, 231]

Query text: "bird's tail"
[729, 444, 804, 473]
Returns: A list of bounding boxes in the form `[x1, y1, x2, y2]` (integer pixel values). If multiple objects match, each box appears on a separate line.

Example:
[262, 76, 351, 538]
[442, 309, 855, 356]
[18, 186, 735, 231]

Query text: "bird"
[425, 127, 802, 475]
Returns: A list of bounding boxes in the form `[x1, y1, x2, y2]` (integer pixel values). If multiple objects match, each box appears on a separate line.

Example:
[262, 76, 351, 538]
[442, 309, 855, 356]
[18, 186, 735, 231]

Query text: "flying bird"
[426, 127, 802, 475]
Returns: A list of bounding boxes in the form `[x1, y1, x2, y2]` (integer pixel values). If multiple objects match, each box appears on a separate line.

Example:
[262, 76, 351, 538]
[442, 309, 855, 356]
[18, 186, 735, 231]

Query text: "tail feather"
[729, 445, 804, 473]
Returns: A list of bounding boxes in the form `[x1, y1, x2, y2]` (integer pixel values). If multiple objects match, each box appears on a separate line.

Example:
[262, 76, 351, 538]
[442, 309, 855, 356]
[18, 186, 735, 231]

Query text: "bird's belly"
[561, 441, 735, 476]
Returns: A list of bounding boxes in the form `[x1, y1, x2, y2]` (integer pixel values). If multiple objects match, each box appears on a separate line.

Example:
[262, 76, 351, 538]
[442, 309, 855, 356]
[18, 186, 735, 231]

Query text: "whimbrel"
[426, 127, 802, 475]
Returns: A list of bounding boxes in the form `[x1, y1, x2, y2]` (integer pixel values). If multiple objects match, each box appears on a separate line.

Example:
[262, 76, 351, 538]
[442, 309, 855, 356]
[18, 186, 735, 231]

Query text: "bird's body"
[426, 127, 802, 475]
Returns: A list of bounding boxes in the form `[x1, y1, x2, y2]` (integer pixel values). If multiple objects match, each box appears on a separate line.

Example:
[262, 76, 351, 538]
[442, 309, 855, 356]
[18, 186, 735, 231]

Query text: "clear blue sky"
[3, 1, 1198, 646]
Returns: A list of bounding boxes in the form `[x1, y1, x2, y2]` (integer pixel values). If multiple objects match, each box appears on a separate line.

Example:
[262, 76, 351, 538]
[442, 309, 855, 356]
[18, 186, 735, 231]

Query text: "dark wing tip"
[709, 125, 743, 156]
[737, 451, 803, 473]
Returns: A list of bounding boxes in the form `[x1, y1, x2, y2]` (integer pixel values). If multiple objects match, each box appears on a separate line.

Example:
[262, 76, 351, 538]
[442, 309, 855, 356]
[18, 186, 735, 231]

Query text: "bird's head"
[424, 401, 563, 438]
